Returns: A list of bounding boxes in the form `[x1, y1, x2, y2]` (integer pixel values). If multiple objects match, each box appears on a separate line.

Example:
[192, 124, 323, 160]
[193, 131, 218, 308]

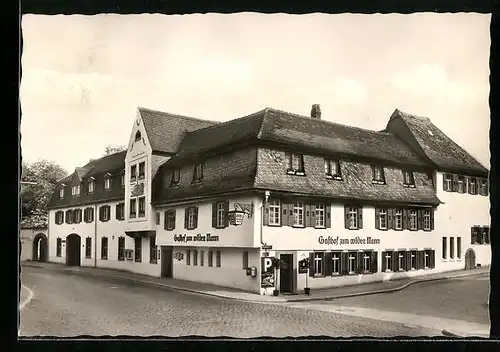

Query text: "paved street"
[20, 266, 442, 337]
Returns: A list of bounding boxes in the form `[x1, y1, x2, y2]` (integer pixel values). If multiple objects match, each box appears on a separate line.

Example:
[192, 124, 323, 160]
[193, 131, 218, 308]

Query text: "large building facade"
[46, 105, 490, 295]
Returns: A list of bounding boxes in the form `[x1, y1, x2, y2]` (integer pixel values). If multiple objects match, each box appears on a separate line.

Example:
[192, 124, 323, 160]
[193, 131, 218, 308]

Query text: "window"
[186, 250, 191, 265]
[116, 203, 125, 220]
[130, 198, 137, 218]
[450, 237, 455, 259]
[88, 179, 94, 193]
[56, 238, 62, 257]
[313, 252, 324, 276]
[372, 165, 385, 184]
[293, 201, 305, 227]
[424, 250, 431, 269]
[85, 237, 92, 259]
[150, 236, 157, 264]
[403, 170, 415, 187]
[457, 237, 462, 259]
[457, 176, 465, 193]
[268, 199, 281, 226]
[479, 178, 489, 196]
[423, 210, 431, 231]
[471, 226, 481, 244]
[468, 178, 476, 195]
[186, 207, 198, 230]
[135, 130, 141, 142]
[74, 209, 82, 223]
[65, 210, 74, 224]
[409, 209, 418, 230]
[138, 162, 145, 180]
[193, 163, 204, 182]
[121, 173, 125, 188]
[59, 187, 64, 198]
[216, 250, 221, 267]
[155, 212, 160, 225]
[348, 252, 357, 274]
[138, 196, 146, 217]
[193, 250, 198, 266]
[165, 210, 176, 230]
[72, 185, 80, 196]
[442, 237, 447, 259]
[394, 209, 403, 230]
[171, 168, 180, 186]
[346, 206, 358, 230]
[131, 165, 137, 182]
[84, 207, 94, 223]
[443, 174, 452, 191]
[208, 250, 213, 267]
[134, 237, 142, 262]
[55, 211, 64, 224]
[104, 176, 111, 190]
[410, 250, 417, 270]
[286, 152, 305, 174]
[384, 251, 393, 272]
[118, 236, 125, 261]
[324, 159, 342, 179]
[363, 252, 371, 273]
[100, 205, 110, 222]
[200, 251, 204, 266]
[216, 202, 226, 228]
[483, 227, 490, 244]
[315, 204, 325, 228]
[242, 251, 249, 269]
[378, 208, 387, 230]
[398, 252, 405, 271]
[332, 252, 341, 275]
[101, 237, 108, 260]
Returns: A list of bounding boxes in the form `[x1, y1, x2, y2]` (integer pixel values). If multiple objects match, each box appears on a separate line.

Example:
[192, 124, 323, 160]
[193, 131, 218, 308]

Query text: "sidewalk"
[21, 261, 490, 305]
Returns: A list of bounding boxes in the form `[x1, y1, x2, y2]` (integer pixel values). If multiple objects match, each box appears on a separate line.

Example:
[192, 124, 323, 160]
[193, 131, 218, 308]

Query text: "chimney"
[311, 104, 321, 119]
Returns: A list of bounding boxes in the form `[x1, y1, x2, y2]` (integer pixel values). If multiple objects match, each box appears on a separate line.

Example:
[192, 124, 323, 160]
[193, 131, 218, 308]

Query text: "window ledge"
[314, 226, 326, 229]
[292, 225, 306, 229]
[313, 274, 325, 278]
[372, 180, 386, 185]
[267, 223, 281, 227]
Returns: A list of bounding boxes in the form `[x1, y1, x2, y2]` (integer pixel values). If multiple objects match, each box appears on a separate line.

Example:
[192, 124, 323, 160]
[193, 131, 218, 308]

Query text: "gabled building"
[46, 104, 490, 295]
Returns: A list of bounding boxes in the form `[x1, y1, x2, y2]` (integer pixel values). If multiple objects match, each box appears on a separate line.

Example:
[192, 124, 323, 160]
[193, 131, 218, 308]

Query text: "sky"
[20, 13, 491, 174]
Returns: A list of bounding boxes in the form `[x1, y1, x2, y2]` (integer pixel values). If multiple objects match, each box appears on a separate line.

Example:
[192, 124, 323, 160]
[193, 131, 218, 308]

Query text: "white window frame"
[398, 252, 404, 271]
[130, 198, 137, 218]
[409, 209, 418, 230]
[104, 177, 111, 189]
[424, 250, 430, 268]
[131, 165, 137, 182]
[403, 170, 415, 186]
[325, 159, 341, 179]
[444, 174, 452, 191]
[458, 177, 464, 193]
[348, 207, 358, 229]
[469, 179, 476, 194]
[103, 206, 110, 221]
[138, 196, 146, 217]
[385, 251, 393, 272]
[293, 201, 305, 227]
[423, 210, 431, 230]
[395, 209, 403, 230]
[268, 199, 281, 226]
[59, 187, 64, 198]
[88, 180, 94, 193]
[450, 237, 455, 259]
[121, 174, 125, 187]
[410, 250, 416, 270]
[313, 252, 324, 276]
[315, 203, 325, 228]
[138, 161, 145, 180]
[332, 252, 340, 275]
[188, 207, 197, 229]
[348, 252, 356, 274]
[379, 208, 387, 230]
[363, 252, 371, 273]
[216, 202, 225, 228]
[194, 163, 204, 182]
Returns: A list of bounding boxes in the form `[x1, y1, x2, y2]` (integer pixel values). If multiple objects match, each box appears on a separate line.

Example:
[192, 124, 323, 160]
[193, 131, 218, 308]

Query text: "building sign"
[298, 258, 309, 274]
[261, 257, 276, 288]
[131, 183, 145, 197]
[318, 235, 381, 246]
[173, 233, 220, 243]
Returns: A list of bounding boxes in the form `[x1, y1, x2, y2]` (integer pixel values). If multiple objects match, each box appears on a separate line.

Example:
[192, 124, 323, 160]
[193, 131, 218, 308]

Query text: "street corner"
[19, 285, 34, 310]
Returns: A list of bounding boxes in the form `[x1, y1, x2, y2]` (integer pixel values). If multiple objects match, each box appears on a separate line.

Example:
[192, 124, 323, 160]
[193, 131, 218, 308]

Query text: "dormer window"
[71, 184, 80, 196]
[135, 130, 141, 142]
[59, 185, 65, 198]
[88, 177, 95, 194]
[286, 152, 305, 175]
[403, 170, 415, 187]
[372, 165, 385, 184]
[104, 173, 112, 190]
[193, 163, 204, 183]
[170, 168, 180, 186]
[324, 159, 341, 180]
[130, 165, 137, 182]
[138, 162, 145, 180]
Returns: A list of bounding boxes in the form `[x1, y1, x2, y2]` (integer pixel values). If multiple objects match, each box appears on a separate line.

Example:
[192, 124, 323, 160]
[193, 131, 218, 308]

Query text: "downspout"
[94, 204, 97, 268]
[260, 190, 270, 247]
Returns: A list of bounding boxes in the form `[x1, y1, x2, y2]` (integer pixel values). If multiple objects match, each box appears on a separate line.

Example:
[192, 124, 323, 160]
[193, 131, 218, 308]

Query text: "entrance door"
[465, 249, 476, 270]
[279, 254, 294, 294]
[161, 246, 173, 278]
[66, 234, 81, 267]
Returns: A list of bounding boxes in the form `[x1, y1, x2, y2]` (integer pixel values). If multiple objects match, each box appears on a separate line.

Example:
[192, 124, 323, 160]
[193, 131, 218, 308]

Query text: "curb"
[21, 262, 489, 304]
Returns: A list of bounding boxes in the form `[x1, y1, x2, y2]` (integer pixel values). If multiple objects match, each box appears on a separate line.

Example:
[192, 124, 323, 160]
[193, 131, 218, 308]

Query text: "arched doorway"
[465, 249, 476, 270]
[32, 233, 48, 262]
[66, 234, 81, 267]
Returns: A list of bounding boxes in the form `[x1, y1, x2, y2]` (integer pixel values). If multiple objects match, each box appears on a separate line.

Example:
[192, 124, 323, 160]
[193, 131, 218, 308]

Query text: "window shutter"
[430, 250, 435, 269]
[418, 251, 425, 270]
[474, 178, 479, 195]
[309, 252, 315, 277]
[400, 250, 407, 271]
[281, 203, 290, 227]
[357, 206, 363, 229]
[115, 204, 119, 219]
[341, 252, 349, 275]
[375, 207, 380, 230]
[288, 203, 294, 227]
[402, 208, 408, 230]
[392, 251, 398, 271]
[224, 201, 229, 228]
[344, 205, 349, 229]
[305, 204, 312, 227]
[430, 208, 435, 230]
[324, 252, 333, 276]
[184, 208, 189, 229]
[442, 175, 447, 191]
[98, 207, 102, 221]
[194, 207, 199, 228]
[356, 252, 363, 274]
[211, 202, 217, 228]
[164, 211, 168, 230]
[470, 227, 474, 244]
[388, 208, 394, 230]
[452, 174, 458, 192]
[467, 177, 472, 194]
[417, 209, 424, 230]
[325, 204, 331, 228]
[381, 251, 386, 272]
[263, 201, 269, 226]
[485, 179, 489, 196]
[171, 210, 176, 230]
[370, 251, 378, 273]
[371, 165, 375, 180]
[405, 251, 411, 270]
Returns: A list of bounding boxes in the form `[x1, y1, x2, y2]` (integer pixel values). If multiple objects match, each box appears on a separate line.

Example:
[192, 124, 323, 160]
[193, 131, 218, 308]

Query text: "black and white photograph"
[19, 12, 491, 338]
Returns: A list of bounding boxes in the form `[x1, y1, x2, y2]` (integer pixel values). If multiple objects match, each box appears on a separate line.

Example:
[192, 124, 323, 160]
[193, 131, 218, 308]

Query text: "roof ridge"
[395, 108, 431, 122]
[138, 106, 219, 125]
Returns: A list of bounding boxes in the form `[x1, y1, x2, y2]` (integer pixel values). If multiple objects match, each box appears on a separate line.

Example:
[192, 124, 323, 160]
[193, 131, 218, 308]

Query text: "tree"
[104, 144, 127, 155]
[21, 160, 68, 222]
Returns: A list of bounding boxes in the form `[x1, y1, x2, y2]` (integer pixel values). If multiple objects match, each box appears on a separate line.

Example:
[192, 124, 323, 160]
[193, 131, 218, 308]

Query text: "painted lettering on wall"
[173, 234, 220, 243]
[318, 236, 381, 246]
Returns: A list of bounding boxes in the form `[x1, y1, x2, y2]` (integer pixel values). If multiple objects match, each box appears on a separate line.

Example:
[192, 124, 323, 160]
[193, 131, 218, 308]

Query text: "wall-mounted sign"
[173, 233, 220, 243]
[261, 257, 276, 288]
[174, 252, 184, 261]
[298, 258, 309, 274]
[318, 235, 381, 246]
[228, 202, 254, 226]
[131, 183, 145, 197]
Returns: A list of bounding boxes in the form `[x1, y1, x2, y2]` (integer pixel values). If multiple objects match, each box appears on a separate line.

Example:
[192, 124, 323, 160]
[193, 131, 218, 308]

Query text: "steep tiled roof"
[139, 107, 219, 154]
[388, 109, 488, 176]
[47, 151, 126, 209]
[167, 108, 428, 167]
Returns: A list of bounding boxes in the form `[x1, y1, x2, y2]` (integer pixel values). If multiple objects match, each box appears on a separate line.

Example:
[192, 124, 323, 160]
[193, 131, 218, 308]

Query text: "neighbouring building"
[46, 105, 490, 295]
[20, 224, 48, 262]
